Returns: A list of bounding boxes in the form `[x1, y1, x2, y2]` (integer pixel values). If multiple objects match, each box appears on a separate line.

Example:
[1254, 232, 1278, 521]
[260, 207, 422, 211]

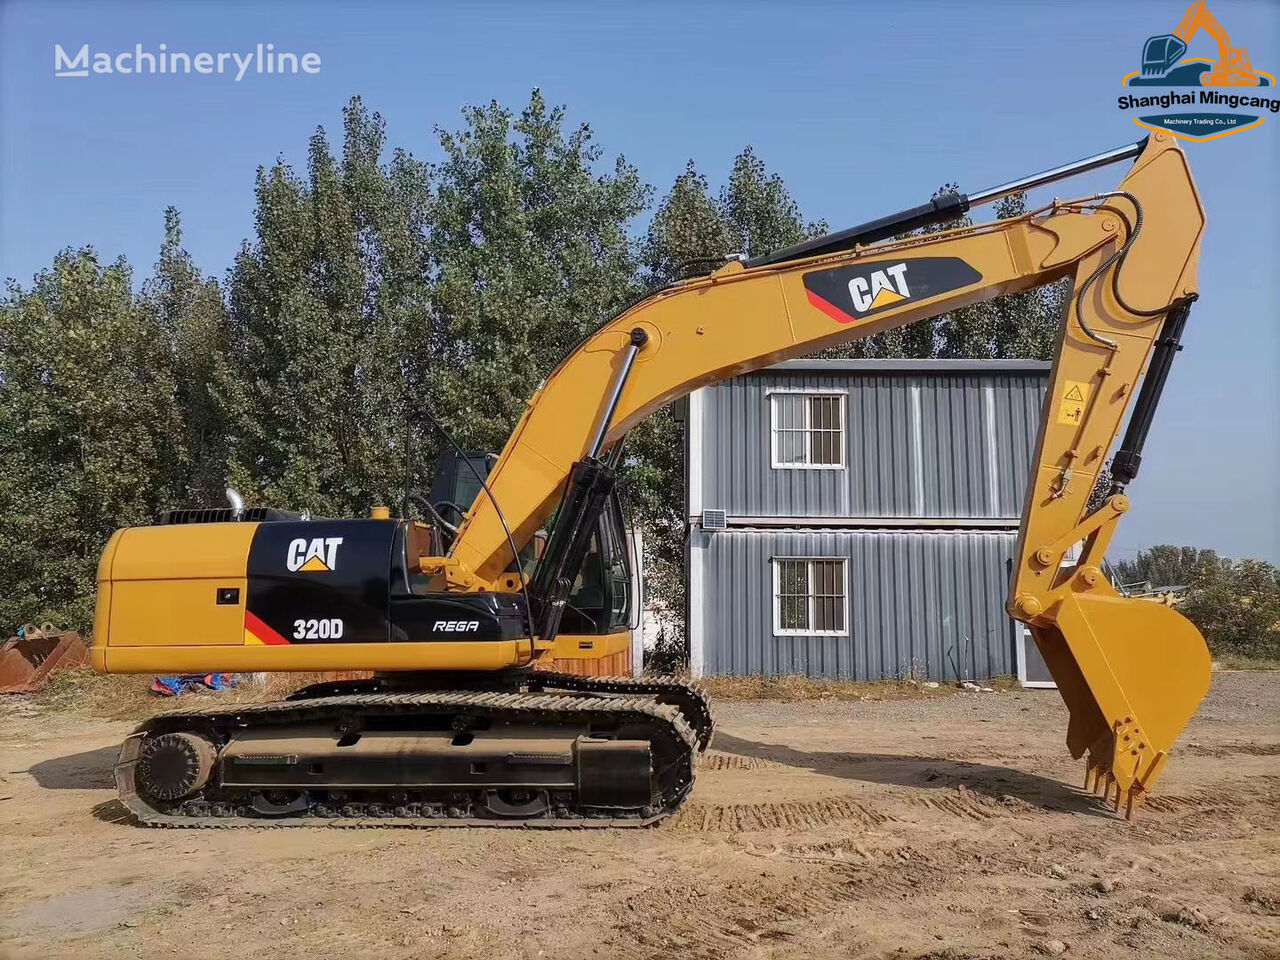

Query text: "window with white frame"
[770, 392, 845, 468]
[773, 557, 847, 635]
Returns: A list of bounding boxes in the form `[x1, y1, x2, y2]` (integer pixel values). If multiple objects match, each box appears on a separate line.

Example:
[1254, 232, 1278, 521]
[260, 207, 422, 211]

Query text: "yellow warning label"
[1056, 379, 1091, 426]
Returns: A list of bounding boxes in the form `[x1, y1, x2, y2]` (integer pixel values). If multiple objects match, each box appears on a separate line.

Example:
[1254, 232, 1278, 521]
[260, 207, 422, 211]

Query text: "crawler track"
[285, 671, 716, 751]
[526, 672, 716, 751]
[115, 687, 701, 828]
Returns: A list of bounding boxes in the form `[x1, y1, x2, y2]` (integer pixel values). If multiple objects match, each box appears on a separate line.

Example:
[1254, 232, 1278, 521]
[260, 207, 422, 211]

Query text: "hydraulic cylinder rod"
[1109, 297, 1195, 489]
[587, 327, 648, 459]
[966, 139, 1148, 206]
[747, 139, 1149, 268]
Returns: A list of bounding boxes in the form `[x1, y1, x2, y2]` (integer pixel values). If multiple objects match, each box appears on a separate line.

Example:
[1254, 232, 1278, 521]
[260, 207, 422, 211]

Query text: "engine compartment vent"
[160, 507, 303, 525]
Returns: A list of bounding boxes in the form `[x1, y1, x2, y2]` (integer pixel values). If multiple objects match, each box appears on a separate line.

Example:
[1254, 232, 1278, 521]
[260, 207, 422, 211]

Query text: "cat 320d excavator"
[92, 133, 1211, 827]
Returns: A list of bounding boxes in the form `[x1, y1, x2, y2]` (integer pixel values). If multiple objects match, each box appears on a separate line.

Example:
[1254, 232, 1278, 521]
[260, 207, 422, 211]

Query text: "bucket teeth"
[1081, 746, 1151, 821]
[1124, 788, 1140, 821]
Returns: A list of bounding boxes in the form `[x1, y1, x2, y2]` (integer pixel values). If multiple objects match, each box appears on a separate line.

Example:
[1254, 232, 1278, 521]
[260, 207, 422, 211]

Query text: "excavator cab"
[424, 448, 634, 640]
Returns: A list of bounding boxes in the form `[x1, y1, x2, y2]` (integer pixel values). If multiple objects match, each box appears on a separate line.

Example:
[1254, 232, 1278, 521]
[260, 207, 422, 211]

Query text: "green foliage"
[642, 163, 729, 283]
[217, 98, 428, 518]
[423, 90, 648, 452]
[145, 208, 231, 504]
[0, 250, 185, 630]
[628, 149, 822, 661]
[1181, 557, 1280, 662]
[720, 147, 827, 259]
[1110, 545, 1280, 662]
[1111, 543, 1219, 591]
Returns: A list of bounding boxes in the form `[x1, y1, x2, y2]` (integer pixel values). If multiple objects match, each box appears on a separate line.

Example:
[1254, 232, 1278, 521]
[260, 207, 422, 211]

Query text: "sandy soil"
[1, 672, 1277, 960]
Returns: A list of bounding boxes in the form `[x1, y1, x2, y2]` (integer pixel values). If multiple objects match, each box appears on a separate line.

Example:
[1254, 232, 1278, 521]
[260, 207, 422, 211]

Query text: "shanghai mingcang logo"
[1117, 1, 1277, 141]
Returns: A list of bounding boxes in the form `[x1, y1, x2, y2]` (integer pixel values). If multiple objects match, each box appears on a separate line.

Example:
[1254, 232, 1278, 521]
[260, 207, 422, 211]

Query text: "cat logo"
[286, 536, 343, 573]
[803, 256, 983, 325]
[848, 263, 910, 314]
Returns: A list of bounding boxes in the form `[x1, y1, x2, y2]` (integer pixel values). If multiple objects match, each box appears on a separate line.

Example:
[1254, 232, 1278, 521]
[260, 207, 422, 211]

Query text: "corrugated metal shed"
[692, 360, 1048, 522]
[691, 528, 1018, 681]
[686, 359, 1049, 681]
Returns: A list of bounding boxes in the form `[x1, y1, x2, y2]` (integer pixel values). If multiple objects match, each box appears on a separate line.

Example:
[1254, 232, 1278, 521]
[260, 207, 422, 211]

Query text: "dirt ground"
[1, 672, 1277, 960]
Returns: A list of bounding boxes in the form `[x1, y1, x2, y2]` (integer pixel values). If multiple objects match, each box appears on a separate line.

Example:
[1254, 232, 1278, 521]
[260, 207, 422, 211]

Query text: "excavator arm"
[443, 133, 1210, 814]
[1142, 0, 1258, 85]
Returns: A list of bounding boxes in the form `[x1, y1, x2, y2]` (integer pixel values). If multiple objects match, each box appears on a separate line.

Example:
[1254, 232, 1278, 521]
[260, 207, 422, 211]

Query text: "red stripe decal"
[245, 610, 291, 645]
[806, 289, 857, 324]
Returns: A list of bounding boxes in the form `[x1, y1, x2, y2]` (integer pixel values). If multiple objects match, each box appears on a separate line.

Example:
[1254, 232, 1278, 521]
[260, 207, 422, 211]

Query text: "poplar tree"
[217, 97, 430, 517]
[144, 207, 231, 504]
[0, 251, 184, 630]
[419, 89, 649, 452]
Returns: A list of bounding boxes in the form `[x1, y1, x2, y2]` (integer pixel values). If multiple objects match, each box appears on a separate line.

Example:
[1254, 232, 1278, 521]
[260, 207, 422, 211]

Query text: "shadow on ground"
[24, 745, 117, 789]
[91, 799, 136, 824]
[711, 731, 1103, 816]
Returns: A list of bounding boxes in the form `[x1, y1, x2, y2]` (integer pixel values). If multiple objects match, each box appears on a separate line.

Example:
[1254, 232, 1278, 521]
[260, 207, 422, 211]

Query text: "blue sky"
[2, 0, 1277, 562]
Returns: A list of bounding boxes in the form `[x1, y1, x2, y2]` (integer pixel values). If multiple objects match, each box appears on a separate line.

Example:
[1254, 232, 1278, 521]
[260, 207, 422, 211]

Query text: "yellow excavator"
[1141, 0, 1259, 86]
[92, 133, 1211, 826]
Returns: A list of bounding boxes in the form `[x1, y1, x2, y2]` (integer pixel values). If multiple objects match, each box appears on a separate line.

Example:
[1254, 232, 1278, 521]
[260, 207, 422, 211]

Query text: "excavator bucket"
[1030, 594, 1211, 817]
[0, 627, 90, 693]
[1142, 35, 1187, 76]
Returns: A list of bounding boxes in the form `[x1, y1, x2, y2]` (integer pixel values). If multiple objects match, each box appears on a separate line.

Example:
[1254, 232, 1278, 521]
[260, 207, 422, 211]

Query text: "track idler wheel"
[136, 732, 215, 802]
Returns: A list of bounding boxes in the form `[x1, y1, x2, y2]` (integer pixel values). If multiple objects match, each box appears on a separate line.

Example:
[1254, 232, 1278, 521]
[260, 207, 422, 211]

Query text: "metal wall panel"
[693, 528, 1019, 681]
[696, 365, 1048, 520]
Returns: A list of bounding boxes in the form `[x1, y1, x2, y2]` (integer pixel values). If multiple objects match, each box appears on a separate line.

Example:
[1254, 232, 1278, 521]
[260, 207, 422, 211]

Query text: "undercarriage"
[115, 673, 712, 828]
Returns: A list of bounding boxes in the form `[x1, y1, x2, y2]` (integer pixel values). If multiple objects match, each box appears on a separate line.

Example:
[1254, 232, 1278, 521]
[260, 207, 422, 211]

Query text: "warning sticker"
[1056, 379, 1091, 426]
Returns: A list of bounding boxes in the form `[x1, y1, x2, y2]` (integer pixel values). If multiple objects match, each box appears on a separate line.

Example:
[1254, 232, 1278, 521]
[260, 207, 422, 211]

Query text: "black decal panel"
[803, 256, 982, 324]
[243, 519, 526, 645]
[246, 520, 395, 644]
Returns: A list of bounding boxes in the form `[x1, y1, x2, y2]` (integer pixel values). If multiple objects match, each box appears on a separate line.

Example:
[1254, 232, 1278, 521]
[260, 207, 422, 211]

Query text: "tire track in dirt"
[1182, 741, 1280, 758]
[605, 840, 942, 958]
[672, 796, 894, 832]
[1143, 781, 1278, 816]
[907, 785, 1040, 821]
[698, 752, 781, 771]
[679, 784, 1275, 833]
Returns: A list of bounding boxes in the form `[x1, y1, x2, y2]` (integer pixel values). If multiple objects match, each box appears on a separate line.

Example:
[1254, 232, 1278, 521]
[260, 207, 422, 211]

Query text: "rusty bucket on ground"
[0, 624, 90, 693]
